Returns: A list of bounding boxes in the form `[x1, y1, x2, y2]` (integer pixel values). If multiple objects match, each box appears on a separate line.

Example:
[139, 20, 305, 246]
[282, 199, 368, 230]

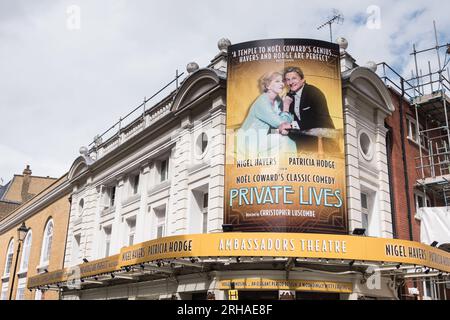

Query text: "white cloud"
[0, 0, 448, 180]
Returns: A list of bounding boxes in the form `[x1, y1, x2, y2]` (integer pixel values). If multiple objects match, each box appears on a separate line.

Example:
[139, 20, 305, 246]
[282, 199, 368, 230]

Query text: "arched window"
[19, 230, 32, 272]
[3, 239, 14, 277]
[40, 220, 54, 265]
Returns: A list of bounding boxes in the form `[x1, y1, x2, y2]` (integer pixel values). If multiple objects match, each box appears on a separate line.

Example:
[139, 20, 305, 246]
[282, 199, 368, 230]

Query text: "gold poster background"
[225, 39, 347, 234]
[227, 60, 343, 130]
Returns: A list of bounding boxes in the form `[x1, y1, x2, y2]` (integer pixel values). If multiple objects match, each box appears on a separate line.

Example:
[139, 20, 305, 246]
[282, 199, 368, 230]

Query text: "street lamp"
[8, 222, 28, 300]
[17, 222, 28, 242]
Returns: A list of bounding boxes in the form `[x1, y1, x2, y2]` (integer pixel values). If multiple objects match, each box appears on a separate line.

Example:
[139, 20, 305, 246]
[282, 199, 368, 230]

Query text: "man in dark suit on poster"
[283, 66, 338, 153]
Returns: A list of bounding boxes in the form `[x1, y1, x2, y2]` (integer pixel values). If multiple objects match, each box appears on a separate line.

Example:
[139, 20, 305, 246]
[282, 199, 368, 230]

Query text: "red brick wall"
[385, 89, 422, 242]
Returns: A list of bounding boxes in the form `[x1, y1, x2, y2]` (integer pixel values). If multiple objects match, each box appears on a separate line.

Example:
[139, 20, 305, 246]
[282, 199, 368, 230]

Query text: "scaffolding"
[378, 21, 450, 207]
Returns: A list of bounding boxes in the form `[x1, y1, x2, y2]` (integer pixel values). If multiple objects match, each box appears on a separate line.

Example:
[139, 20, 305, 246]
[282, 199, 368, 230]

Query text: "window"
[155, 208, 166, 239]
[131, 174, 140, 195]
[107, 186, 116, 207]
[361, 193, 368, 209]
[72, 234, 81, 265]
[202, 193, 209, 234]
[415, 193, 431, 210]
[127, 218, 136, 246]
[40, 220, 54, 265]
[416, 194, 424, 208]
[103, 226, 112, 257]
[423, 278, 437, 300]
[361, 192, 369, 234]
[78, 198, 85, 216]
[201, 133, 208, 153]
[15, 278, 27, 300]
[160, 159, 169, 182]
[190, 187, 209, 234]
[34, 289, 43, 300]
[358, 131, 373, 160]
[101, 185, 116, 210]
[19, 231, 32, 272]
[407, 118, 419, 143]
[196, 132, 209, 158]
[3, 239, 14, 277]
[1, 282, 8, 300]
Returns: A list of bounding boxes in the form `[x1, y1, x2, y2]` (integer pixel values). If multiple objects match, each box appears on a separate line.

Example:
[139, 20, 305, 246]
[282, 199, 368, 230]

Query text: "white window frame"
[422, 278, 438, 300]
[15, 277, 27, 300]
[71, 233, 81, 266]
[154, 206, 166, 239]
[3, 239, 14, 277]
[103, 225, 112, 258]
[195, 132, 209, 160]
[358, 130, 374, 161]
[39, 219, 54, 266]
[188, 184, 210, 234]
[159, 158, 169, 183]
[414, 191, 431, 210]
[107, 186, 116, 208]
[126, 217, 136, 246]
[1, 282, 9, 300]
[130, 173, 140, 196]
[19, 230, 32, 273]
[359, 188, 380, 237]
[34, 289, 43, 300]
[360, 192, 369, 235]
[202, 192, 209, 234]
[407, 117, 419, 143]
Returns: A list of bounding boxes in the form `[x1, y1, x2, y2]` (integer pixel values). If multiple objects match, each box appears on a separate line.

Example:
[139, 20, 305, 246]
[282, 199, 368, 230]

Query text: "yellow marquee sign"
[118, 233, 450, 272]
[27, 255, 121, 289]
[28, 233, 450, 289]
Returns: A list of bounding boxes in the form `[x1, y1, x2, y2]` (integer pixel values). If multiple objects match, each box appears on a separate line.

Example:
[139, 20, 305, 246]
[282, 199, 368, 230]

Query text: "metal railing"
[376, 62, 422, 100]
[87, 72, 185, 157]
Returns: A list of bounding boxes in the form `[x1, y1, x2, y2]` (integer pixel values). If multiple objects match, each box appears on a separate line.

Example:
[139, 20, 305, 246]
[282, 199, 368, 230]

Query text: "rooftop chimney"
[23, 165, 32, 176]
[21, 165, 32, 202]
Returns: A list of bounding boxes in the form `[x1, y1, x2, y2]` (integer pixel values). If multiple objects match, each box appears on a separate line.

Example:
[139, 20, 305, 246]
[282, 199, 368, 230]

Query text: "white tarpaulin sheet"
[415, 207, 450, 245]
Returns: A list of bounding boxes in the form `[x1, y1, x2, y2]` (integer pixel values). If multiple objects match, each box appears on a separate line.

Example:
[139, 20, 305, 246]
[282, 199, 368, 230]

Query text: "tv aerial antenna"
[317, 9, 344, 42]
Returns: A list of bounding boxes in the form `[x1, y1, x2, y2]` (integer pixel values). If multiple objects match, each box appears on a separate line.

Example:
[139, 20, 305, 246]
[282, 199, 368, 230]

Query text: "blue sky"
[0, 0, 449, 181]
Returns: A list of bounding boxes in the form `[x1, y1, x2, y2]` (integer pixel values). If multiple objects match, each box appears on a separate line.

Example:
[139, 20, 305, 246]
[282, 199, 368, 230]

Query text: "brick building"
[0, 175, 71, 300]
[382, 72, 450, 299]
[0, 166, 57, 220]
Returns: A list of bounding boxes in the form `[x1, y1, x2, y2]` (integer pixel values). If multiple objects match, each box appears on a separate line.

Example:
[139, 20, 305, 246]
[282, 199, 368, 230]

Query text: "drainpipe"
[398, 79, 414, 241]
[59, 193, 73, 300]
[385, 125, 397, 238]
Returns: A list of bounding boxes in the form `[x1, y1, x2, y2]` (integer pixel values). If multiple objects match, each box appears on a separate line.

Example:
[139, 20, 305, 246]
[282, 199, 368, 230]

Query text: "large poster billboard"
[225, 39, 347, 234]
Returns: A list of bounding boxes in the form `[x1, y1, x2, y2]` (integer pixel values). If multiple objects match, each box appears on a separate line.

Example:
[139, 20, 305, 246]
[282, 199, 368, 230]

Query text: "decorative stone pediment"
[172, 68, 223, 113]
[68, 156, 94, 181]
[345, 67, 395, 114]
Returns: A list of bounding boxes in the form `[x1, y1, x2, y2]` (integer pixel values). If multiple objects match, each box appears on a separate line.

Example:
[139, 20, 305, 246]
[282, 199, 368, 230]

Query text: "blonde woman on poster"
[236, 71, 297, 159]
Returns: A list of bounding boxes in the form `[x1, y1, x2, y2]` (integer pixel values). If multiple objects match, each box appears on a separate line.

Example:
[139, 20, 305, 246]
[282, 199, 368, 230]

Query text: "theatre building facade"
[26, 38, 450, 300]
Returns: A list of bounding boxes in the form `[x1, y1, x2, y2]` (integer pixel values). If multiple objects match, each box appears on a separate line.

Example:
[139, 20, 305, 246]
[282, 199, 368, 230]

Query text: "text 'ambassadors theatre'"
[27, 38, 450, 300]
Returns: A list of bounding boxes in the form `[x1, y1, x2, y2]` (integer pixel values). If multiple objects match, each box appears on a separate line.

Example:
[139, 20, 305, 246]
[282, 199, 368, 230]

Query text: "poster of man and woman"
[225, 38, 347, 234]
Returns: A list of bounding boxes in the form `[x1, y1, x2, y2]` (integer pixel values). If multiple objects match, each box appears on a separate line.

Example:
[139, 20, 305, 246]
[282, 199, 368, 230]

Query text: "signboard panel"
[225, 38, 347, 234]
[219, 279, 353, 294]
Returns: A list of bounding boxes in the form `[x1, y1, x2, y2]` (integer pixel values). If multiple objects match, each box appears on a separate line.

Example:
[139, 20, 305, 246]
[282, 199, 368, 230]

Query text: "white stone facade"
[62, 44, 397, 300]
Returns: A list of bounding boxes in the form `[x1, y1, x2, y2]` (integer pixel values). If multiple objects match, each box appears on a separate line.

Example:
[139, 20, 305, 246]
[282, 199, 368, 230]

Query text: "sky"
[1, 0, 449, 182]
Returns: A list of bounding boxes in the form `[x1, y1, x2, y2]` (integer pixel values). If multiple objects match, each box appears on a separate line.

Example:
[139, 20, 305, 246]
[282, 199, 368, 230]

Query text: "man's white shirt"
[292, 85, 304, 129]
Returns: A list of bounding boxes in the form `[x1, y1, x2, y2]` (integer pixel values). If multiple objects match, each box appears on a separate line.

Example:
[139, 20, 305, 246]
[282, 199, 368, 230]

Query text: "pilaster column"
[344, 95, 363, 232]
[136, 163, 151, 243]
